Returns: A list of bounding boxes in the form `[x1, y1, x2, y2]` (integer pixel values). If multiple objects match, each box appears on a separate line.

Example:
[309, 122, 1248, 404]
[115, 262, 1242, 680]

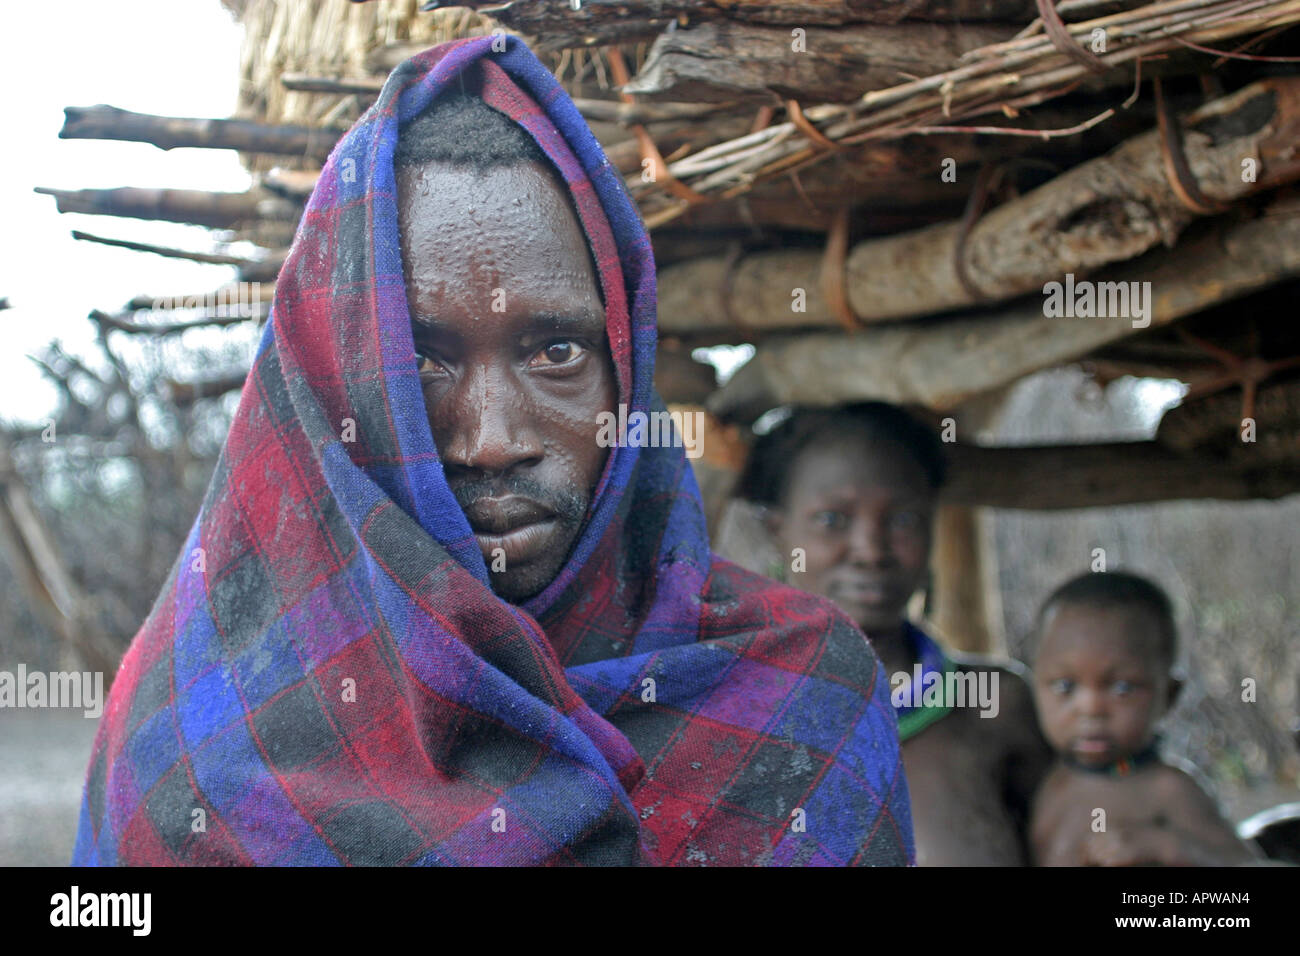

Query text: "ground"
[0, 711, 97, 866]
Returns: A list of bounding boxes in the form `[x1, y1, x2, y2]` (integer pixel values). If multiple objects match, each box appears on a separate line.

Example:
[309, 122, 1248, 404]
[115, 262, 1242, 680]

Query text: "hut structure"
[30, 0, 1300, 666]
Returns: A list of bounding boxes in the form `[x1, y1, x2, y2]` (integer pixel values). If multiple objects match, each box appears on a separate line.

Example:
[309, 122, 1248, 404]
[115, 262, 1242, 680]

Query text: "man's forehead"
[397, 161, 604, 311]
[411, 306, 605, 335]
[396, 158, 568, 218]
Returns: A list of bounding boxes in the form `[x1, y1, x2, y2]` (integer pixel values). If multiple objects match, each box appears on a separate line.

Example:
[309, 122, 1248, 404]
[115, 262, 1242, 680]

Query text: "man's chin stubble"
[486, 518, 584, 602]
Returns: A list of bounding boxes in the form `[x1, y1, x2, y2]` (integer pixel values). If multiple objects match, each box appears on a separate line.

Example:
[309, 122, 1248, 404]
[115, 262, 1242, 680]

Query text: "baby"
[1029, 570, 1258, 866]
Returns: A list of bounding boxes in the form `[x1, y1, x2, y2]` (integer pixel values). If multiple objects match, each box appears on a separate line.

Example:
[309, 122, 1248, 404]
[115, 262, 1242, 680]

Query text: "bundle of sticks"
[632, 0, 1300, 227]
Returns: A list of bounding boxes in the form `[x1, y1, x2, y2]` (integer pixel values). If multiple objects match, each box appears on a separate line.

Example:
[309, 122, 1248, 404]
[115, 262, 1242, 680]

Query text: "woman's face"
[768, 437, 935, 636]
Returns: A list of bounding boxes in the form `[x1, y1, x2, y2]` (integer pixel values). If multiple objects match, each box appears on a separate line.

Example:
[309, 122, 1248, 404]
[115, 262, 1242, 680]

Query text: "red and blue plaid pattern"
[72, 36, 913, 866]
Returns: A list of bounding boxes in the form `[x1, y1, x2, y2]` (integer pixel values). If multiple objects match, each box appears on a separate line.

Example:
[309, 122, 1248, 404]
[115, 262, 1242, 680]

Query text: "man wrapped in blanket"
[72, 36, 913, 866]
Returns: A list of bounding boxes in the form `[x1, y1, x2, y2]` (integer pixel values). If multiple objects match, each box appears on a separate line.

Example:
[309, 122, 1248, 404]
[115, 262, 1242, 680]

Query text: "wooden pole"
[36, 186, 299, 230]
[69, 231, 285, 283]
[452, 0, 1040, 50]
[707, 197, 1300, 417]
[624, 21, 1008, 103]
[663, 78, 1300, 332]
[941, 441, 1300, 508]
[59, 105, 344, 159]
[931, 504, 997, 653]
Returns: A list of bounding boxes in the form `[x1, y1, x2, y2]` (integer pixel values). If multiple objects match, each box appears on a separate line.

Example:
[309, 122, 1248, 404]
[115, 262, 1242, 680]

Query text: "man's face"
[769, 437, 934, 636]
[396, 159, 616, 602]
[1033, 603, 1172, 769]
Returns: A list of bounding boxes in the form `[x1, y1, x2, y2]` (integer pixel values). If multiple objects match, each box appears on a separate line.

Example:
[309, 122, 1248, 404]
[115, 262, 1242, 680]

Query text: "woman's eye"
[813, 511, 848, 530]
[1112, 680, 1135, 696]
[529, 340, 586, 367]
[1051, 678, 1074, 695]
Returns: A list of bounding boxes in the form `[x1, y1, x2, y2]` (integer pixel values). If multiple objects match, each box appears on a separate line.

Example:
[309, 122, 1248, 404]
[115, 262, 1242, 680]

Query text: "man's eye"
[1051, 678, 1074, 695]
[416, 352, 448, 375]
[529, 340, 586, 367]
[1112, 680, 1135, 696]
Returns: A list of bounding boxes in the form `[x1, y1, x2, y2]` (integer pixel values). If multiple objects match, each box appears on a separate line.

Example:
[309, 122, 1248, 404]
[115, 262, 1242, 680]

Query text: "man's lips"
[462, 495, 553, 533]
[461, 496, 557, 566]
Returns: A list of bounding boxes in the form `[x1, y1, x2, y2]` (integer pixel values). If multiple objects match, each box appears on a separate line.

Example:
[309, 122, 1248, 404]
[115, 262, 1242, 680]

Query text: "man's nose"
[436, 363, 544, 474]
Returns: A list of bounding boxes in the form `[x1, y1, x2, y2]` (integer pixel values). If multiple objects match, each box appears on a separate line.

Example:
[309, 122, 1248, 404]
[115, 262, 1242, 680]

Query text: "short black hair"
[736, 401, 948, 508]
[1037, 570, 1178, 666]
[395, 86, 552, 172]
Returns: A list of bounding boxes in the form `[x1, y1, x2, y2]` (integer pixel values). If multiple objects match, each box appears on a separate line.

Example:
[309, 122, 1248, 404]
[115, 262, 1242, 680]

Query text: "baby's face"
[1033, 602, 1172, 769]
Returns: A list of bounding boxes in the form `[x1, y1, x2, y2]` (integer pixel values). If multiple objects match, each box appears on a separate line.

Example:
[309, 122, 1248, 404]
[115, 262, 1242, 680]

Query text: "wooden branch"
[572, 97, 743, 124]
[123, 283, 275, 314]
[89, 308, 262, 336]
[624, 21, 1010, 103]
[36, 186, 299, 229]
[657, 102, 1131, 232]
[707, 197, 1300, 417]
[630, 0, 1300, 228]
[59, 105, 345, 159]
[280, 73, 385, 95]
[604, 114, 755, 172]
[442, 0, 1042, 50]
[165, 373, 250, 406]
[0, 436, 120, 674]
[259, 167, 321, 201]
[659, 78, 1300, 331]
[941, 440, 1300, 508]
[279, 73, 739, 125]
[70, 231, 285, 283]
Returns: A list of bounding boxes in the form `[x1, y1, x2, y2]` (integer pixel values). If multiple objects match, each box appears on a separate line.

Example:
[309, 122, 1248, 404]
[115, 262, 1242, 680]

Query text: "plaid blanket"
[72, 35, 913, 866]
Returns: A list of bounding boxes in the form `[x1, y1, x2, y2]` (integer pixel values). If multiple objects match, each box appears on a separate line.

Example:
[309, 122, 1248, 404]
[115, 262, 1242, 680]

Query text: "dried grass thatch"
[230, 0, 649, 173]
[232, 0, 489, 169]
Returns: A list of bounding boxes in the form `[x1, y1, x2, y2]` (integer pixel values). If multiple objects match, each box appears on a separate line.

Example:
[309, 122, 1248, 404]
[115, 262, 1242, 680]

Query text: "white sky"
[0, 0, 250, 426]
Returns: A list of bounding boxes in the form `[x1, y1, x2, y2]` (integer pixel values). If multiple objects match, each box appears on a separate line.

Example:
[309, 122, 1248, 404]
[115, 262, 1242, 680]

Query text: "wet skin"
[769, 436, 1051, 865]
[1030, 603, 1257, 865]
[396, 159, 616, 602]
